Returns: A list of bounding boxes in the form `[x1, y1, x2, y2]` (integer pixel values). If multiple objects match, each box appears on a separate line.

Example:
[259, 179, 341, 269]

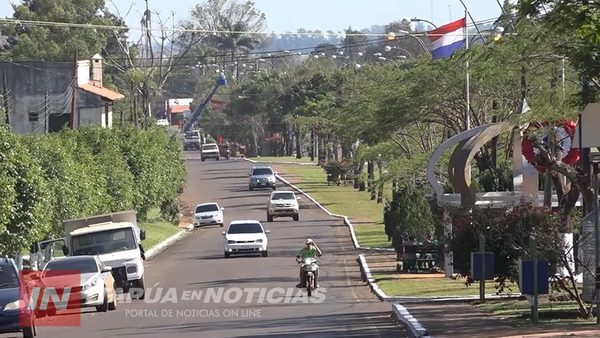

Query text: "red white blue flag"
[428, 17, 466, 59]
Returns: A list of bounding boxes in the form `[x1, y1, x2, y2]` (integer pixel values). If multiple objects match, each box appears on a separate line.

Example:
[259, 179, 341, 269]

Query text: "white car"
[267, 191, 300, 222]
[156, 119, 169, 126]
[222, 220, 270, 258]
[193, 202, 224, 227]
[201, 143, 220, 161]
[40, 255, 117, 313]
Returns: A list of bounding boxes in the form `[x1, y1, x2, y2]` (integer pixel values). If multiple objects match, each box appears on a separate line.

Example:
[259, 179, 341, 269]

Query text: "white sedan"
[39, 255, 117, 313]
[193, 203, 225, 227]
[222, 220, 270, 258]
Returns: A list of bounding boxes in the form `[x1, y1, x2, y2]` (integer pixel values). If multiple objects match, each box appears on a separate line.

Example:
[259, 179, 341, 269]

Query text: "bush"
[0, 125, 50, 255]
[383, 183, 434, 251]
[448, 203, 562, 283]
[0, 125, 186, 254]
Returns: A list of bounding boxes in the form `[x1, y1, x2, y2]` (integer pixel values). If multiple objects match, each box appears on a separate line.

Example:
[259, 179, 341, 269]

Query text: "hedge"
[0, 125, 186, 256]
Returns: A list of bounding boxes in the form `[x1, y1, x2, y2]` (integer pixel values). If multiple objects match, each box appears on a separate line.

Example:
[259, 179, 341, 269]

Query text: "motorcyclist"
[225, 141, 231, 158]
[296, 238, 322, 288]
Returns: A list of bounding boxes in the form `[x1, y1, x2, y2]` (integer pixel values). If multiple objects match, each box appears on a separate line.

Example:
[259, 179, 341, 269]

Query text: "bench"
[396, 243, 442, 273]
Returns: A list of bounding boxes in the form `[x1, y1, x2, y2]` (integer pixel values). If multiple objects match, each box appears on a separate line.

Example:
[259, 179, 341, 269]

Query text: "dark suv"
[0, 258, 35, 338]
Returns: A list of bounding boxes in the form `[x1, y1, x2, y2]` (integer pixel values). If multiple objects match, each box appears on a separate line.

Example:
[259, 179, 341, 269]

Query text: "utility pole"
[44, 91, 48, 133]
[70, 52, 77, 129]
[2, 70, 9, 125]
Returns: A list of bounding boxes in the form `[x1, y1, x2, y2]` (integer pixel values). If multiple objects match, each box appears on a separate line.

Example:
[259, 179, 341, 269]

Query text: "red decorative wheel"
[521, 120, 580, 173]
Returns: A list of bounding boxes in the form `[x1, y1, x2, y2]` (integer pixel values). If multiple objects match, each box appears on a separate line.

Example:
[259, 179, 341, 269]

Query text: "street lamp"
[410, 17, 438, 29]
[384, 45, 413, 58]
[591, 151, 600, 324]
[387, 31, 430, 56]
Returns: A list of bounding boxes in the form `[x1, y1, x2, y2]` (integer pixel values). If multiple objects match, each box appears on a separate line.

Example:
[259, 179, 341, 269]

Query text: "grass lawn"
[266, 163, 389, 248]
[354, 223, 392, 248]
[140, 209, 182, 251]
[474, 299, 596, 326]
[247, 157, 393, 248]
[374, 274, 520, 297]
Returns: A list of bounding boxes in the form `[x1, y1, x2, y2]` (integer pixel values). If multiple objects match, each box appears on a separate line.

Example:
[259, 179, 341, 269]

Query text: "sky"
[1, 0, 504, 39]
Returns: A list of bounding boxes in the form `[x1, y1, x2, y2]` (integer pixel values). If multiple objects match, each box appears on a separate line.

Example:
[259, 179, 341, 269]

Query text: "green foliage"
[1, 0, 123, 60]
[322, 159, 352, 184]
[447, 203, 562, 283]
[383, 183, 434, 249]
[0, 125, 186, 254]
[0, 125, 50, 255]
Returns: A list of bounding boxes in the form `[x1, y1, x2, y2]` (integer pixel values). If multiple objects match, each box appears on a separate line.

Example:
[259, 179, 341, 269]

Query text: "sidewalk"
[402, 301, 599, 338]
[269, 161, 600, 338]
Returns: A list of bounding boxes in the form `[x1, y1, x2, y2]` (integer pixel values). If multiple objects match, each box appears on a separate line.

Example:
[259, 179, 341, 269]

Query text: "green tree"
[1, 0, 122, 60]
[0, 125, 50, 255]
[384, 183, 434, 250]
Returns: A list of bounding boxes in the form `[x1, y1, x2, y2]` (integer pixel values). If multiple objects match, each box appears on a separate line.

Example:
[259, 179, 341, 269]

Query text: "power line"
[0, 16, 502, 38]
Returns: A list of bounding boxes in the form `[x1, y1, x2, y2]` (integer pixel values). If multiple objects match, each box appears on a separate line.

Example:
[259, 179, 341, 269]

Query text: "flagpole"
[465, 11, 470, 131]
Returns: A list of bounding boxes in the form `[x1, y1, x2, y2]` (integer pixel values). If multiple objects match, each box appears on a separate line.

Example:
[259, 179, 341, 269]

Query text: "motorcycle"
[297, 256, 319, 296]
[225, 149, 231, 160]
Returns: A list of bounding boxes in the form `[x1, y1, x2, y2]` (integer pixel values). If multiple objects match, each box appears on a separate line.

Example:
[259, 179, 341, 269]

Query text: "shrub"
[0, 125, 50, 255]
[0, 125, 186, 253]
[448, 203, 562, 283]
[383, 183, 434, 251]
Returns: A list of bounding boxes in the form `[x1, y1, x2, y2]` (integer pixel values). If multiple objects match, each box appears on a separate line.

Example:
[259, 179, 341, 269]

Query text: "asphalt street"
[11, 153, 406, 338]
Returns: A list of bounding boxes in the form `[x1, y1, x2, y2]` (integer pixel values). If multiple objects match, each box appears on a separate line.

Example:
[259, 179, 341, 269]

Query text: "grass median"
[249, 157, 391, 249]
[140, 209, 182, 251]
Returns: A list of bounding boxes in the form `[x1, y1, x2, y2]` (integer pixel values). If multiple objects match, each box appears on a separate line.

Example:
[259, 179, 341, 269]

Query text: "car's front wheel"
[96, 289, 108, 312]
[262, 251, 268, 257]
[293, 214, 299, 221]
[22, 325, 35, 338]
[224, 252, 231, 258]
[267, 214, 273, 222]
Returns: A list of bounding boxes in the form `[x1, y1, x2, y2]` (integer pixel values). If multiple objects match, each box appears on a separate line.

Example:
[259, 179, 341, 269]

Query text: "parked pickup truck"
[30, 210, 148, 299]
[183, 130, 202, 150]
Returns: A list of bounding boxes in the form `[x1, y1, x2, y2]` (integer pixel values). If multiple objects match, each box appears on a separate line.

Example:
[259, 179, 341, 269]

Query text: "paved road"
[19, 154, 405, 338]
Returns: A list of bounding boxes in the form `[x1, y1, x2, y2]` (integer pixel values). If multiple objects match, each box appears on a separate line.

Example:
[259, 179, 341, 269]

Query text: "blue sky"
[1, 0, 503, 36]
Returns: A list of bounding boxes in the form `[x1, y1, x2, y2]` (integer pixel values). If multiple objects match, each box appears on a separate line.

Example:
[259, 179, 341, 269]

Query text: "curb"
[145, 229, 192, 260]
[358, 254, 390, 301]
[392, 304, 432, 338]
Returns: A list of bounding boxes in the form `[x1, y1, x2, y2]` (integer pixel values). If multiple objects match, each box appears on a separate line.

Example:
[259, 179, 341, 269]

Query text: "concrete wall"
[0, 61, 112, 134]
[0, 61, 72, 134]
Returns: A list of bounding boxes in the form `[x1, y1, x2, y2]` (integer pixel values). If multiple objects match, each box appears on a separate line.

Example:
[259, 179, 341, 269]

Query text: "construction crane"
[183, 73, 227, 133]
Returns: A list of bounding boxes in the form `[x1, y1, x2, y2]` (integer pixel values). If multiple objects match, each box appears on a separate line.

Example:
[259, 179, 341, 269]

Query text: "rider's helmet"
[306, 238, 313, 245]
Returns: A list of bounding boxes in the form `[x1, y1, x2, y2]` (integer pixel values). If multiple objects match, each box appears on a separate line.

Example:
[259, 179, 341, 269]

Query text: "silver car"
[248, 165, 277, 191]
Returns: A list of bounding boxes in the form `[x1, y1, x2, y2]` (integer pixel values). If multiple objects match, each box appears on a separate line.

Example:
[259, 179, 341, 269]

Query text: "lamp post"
[386, 31, 430, 56]
[384, 45, 413, 58]
[590, 152, 600, 324]
[377, 56, 407, 70]
[410, 17, 438, 29]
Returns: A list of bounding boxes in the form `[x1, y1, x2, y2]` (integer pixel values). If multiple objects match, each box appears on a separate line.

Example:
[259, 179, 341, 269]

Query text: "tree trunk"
[295, 125, 302, 159]
[251, 122, 259, 157]
[368, 160, 375, 200]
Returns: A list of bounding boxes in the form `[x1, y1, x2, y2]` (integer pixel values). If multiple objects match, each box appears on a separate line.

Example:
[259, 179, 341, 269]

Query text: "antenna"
[449, 4, 452, 20]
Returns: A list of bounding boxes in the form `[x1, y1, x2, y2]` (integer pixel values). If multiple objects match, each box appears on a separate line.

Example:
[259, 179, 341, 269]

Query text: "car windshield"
[43, 258, 98, 275]
[252, 168, 273, 176]
[196, 204, 219, 213]
[0, 264, 19, 289]
[203, 144, 218, 150]
[271, 193, 294, 200]
[185, 132, 199, 139]
[227, 223, 263, 234]
[71, 228, 137, 256]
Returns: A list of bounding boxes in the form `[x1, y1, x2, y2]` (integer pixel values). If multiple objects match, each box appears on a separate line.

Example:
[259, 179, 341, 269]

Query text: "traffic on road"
[0, 151, 404, 338]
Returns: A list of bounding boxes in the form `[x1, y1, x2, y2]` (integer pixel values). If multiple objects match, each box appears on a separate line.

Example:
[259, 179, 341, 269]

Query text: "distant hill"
[256, 25, 387, 53]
